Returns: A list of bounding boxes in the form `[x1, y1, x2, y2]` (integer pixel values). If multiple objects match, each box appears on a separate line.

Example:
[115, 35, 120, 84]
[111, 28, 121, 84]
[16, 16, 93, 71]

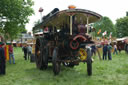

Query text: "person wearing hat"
[0, 42, 6, 75]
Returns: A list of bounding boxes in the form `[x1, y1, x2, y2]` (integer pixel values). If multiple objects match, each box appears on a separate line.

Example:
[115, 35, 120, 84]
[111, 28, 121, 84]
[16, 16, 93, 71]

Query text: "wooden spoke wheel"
[35, 38, 48, 70]
[35, 38, 43, 69]
[52, 47, 61, 75]
[86, 48, 92, 76]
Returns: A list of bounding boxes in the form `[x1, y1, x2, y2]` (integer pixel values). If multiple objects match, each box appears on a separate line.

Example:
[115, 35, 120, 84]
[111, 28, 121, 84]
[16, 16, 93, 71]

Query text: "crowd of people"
[0, 42, 16, 75]
[91, 42, 126, 61]
[0, 41, 32, 76]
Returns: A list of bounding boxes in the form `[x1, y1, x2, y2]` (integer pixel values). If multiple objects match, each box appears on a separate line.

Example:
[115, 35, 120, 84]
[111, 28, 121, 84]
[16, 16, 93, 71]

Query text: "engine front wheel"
[86, 48, 92, 76]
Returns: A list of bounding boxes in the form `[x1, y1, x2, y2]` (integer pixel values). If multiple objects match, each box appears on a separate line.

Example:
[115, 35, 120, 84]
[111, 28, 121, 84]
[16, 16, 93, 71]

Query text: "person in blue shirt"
[91, 44, 96, 57]
[103, 43, 108, 60]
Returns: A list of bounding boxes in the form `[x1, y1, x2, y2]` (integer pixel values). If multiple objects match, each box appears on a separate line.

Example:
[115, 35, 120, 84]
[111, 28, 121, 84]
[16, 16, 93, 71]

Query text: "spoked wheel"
[35, 38, 43, 69]
[86, 48, 92, 76]
[35, 38, 48, 70]
[52, 47, 61, 75]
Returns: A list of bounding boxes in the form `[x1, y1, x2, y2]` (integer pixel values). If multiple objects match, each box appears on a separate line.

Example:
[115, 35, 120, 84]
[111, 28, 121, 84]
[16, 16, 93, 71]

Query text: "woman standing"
[113, 44, 118, 55]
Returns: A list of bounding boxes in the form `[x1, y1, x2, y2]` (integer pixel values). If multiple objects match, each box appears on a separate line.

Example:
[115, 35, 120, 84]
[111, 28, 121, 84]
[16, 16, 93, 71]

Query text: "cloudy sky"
[26, 0, 128, 32]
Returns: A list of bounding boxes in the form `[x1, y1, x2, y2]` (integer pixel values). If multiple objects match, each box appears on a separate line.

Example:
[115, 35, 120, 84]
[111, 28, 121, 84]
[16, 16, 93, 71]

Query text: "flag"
[102, 31, 107, 36]
[109, 32, 112, 39]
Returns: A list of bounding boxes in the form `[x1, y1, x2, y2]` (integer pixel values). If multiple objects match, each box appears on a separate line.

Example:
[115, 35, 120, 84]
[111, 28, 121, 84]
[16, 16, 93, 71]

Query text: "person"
[107, 44, 112, 60]
[124, 43, 128, 54]
[9, 44, 15, 64]
[118, 46, 121, 53]
[103, 43, 108, 60]
[126, 44, 128, 54]
[22, 45, 28, 60]
[0, 42, 6, 75]
[27, 45, 32, 60]
[113, 44, 118, 55]
[124, 44, 127, 53]
[91, 44, 96, 57]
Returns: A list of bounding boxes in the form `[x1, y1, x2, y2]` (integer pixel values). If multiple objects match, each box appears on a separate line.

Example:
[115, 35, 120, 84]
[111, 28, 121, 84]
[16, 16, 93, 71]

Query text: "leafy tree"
[126, 12, 128, 16]
[93, 16, 116, 37]
[0, 0, 34, 41]
[115, 16, 128, 38]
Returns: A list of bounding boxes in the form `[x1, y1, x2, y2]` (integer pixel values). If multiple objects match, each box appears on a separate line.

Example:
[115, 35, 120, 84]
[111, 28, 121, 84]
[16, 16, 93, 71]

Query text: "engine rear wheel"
[86, 48, 92, 76]
[52, 47, 60, 75]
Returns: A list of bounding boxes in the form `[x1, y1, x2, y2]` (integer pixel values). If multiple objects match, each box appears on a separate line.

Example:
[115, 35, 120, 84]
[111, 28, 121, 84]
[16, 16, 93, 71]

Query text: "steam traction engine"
[34, 7, 102, 76]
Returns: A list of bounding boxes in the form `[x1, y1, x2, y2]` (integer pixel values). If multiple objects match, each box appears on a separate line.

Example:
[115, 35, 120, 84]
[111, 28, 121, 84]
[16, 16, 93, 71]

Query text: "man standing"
[108, 44, 112, 60]
[9, 44, 15, 64]
[22, 45, 28, 60]
[0, 42, 6, 75]
[91, 44, 96, 57]
[124, 43, 128, 54]
[103, 43, 108, 60]
[27, 45, 32, 60]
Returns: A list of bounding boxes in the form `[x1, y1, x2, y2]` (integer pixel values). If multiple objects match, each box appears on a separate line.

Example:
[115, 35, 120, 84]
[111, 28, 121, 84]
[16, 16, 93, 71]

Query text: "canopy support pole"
[70, 16, 72, 35]
[87, 16, 89, 34]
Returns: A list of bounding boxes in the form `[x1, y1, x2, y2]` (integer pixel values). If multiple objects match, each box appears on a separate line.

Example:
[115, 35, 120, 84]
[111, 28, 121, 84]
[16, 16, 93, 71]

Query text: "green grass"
[0, 47, 128, 85]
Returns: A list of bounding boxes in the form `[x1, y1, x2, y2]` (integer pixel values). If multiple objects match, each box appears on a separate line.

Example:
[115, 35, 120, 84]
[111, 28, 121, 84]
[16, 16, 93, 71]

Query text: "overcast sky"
[26, 0, 128, 32]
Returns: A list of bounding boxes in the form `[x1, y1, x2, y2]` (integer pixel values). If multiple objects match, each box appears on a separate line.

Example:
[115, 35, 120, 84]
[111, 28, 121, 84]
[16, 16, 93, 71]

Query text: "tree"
[126, 12, 128, 16]
[0, 0, 34, 41]
[115, 16, 128, 38]
[93, 16, 116, 37]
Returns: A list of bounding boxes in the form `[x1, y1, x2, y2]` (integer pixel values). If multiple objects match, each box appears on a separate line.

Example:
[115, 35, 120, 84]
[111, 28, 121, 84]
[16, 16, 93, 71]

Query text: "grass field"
[0, 47, 128, 85]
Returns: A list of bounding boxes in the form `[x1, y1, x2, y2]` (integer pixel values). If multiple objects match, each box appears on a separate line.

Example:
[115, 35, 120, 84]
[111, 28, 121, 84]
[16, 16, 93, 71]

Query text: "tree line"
[93, 15, 128, 38]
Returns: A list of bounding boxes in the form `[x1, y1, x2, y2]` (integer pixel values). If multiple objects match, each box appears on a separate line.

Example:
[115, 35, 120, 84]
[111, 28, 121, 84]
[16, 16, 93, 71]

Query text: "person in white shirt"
[113, 44, 118, 55]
